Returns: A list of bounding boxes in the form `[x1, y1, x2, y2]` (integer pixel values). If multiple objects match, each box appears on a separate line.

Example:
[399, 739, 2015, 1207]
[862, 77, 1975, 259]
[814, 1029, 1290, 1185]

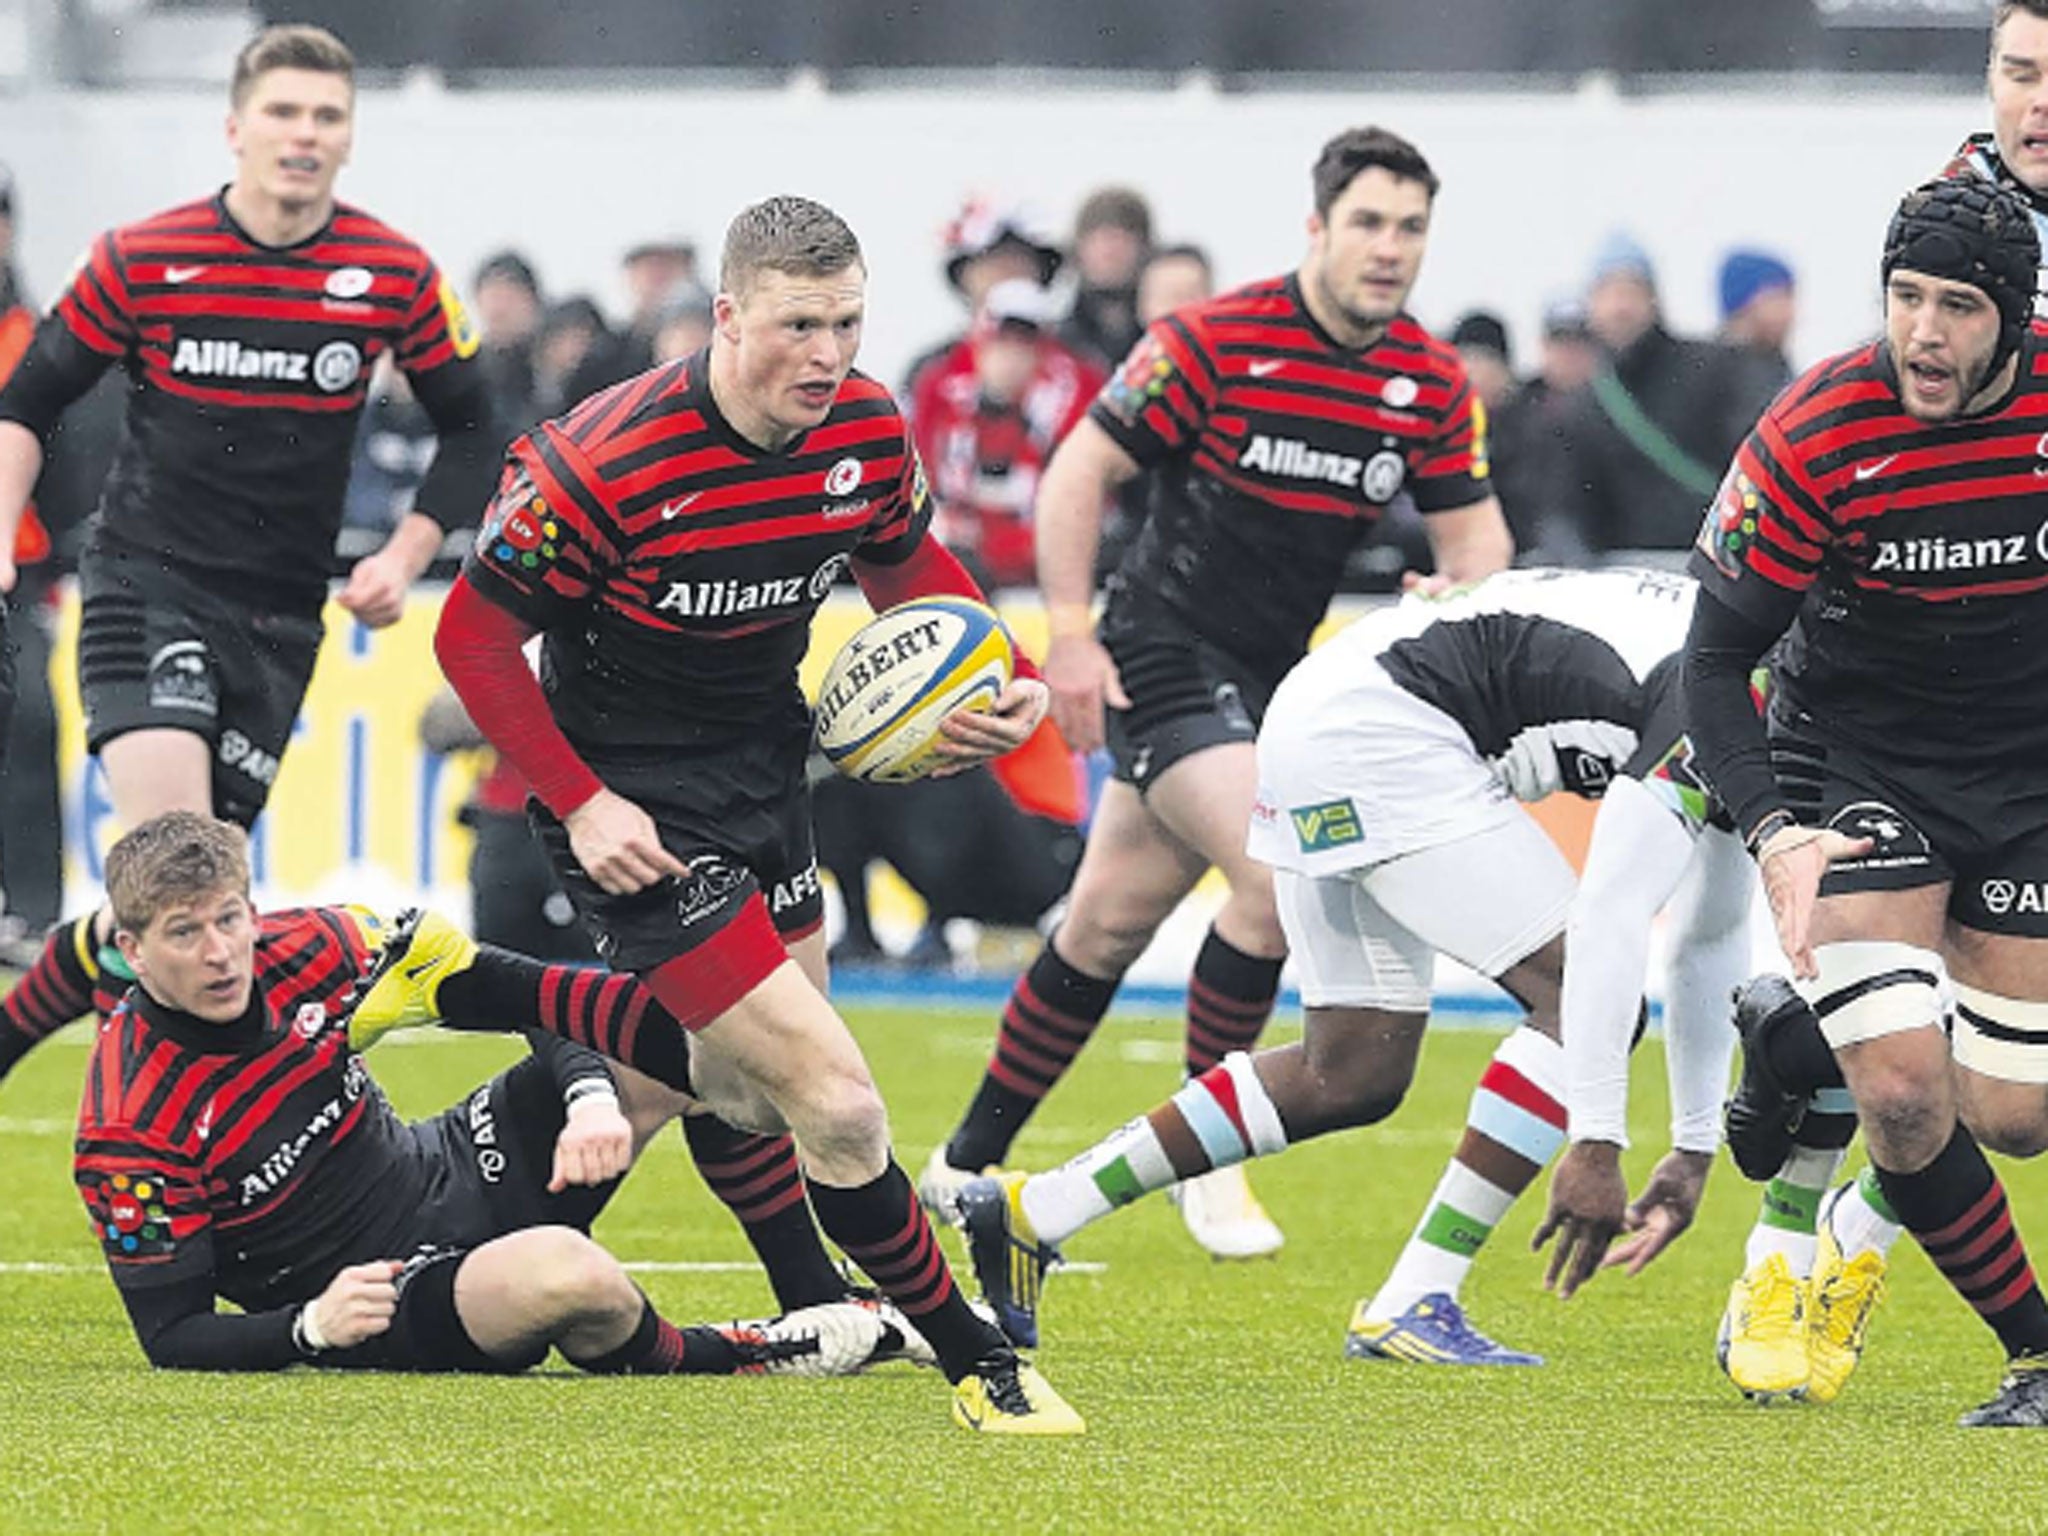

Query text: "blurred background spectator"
[532, 296, 623, 419]
[906, 197, 1065, 397]
[1059, 186, 1152, 370]
[0, 162, 115, 953]
[472, 249, 545, 431]
[615, 237, 699, 376]
[650, 281, 715, 365]
[913, 278, 1098, 591]
[1717, 246, 1798, 399]
[1542, 232, 1777, 560]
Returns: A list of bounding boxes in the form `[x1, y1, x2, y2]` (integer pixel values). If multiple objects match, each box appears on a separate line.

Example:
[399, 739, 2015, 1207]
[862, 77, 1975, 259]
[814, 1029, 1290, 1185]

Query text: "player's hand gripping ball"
[814, 597, 1015, 783]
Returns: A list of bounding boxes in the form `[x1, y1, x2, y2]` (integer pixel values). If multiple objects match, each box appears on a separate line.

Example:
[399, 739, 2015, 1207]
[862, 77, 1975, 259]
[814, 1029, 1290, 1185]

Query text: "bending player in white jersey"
[952, 568, 1722, 1356]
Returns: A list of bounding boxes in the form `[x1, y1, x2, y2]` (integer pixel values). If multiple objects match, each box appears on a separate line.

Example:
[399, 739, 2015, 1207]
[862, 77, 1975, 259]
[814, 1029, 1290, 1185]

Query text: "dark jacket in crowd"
[1543, 325, 1780, 555]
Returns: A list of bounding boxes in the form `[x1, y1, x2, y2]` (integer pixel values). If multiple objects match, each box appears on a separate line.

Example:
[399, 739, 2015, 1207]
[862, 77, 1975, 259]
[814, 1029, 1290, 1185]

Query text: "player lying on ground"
[918, 125, 1512, 1262]
[5, 899, 920, 1346]
[1683, 176, 2048, 1428]
[76, 812, 894, 1377]
[946, 568, 1700, 1354]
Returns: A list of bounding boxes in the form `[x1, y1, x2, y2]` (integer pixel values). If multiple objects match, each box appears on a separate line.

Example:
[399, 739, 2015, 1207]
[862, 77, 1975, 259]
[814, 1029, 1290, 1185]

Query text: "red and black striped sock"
[568, 1296, 741, 1375]
[1184, 927, 1285, 1079]
[947, 940, 1118, 1170]
[0, 914, 101, 1079]
[807, 1159, 1007, 1381]
[435, 949, 694, 1095]
[1877, 1123, 2048, 1358]
[681, 1113, 845, 1312]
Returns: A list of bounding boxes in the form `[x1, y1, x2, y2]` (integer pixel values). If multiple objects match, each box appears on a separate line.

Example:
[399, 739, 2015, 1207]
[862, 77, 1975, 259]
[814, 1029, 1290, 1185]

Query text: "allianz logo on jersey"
[653, 552, 850, 618]
[1869, 525, 2048, 574]
[170, 337, 362, 393]
[1238, 434, 1406, 501]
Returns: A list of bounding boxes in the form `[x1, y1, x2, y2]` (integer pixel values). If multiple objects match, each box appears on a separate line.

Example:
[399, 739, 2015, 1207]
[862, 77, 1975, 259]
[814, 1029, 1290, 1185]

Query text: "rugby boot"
[720, 1303, 887, 1376]
[1344, 1294, 1542, 1366]
[1959, 1355, 2048, 1427]
[951, 1349, 1086, 1436]
[1717, 1252, 1810, 1403]
[1170, 1163, 1284, 1260]
[343, 907, 479, 1050]
[1724, 976, 1812, 1182]
[957, 1172, 1058, 1349]
[1804, 1189, 1887, 1406]
[916, 1143, 995, 1224]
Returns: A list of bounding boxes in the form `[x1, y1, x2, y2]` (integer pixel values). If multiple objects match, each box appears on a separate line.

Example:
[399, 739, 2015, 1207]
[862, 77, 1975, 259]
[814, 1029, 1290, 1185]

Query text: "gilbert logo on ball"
[815, 597, 1014, 783]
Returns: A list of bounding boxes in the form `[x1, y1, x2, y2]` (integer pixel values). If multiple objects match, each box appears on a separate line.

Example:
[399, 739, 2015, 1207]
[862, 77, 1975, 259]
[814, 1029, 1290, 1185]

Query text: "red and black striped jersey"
[1090, 274, 1488, 675]
[74, 906, 437, 1315]
[0, 193, 487, 607]
[462, 348, 932, 749]
[1689, 332, 2048, 766]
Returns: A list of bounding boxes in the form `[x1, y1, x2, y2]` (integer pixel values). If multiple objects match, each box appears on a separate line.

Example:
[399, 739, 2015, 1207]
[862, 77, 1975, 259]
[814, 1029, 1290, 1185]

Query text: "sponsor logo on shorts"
[1826, 800, 1931, 872]
[771, 862, 821, 918]
[1290, 798, 1363, 853]
[146, 640, 214, 714]
[675, 854, 747, 928]
[468, 1084, 505, 1183]
[1212, 680, 1256, 735]
[1980, 879, 2048, 917]
[218, 729, 280, 787]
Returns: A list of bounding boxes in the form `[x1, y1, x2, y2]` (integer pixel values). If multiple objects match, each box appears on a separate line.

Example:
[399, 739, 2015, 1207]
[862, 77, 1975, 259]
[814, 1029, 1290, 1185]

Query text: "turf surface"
[2, 1008, 2045, 1533]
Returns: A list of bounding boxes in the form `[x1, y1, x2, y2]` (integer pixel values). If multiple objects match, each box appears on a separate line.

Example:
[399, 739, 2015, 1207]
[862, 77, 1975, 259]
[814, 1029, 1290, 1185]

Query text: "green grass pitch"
[4, 1006, 2047, 1533]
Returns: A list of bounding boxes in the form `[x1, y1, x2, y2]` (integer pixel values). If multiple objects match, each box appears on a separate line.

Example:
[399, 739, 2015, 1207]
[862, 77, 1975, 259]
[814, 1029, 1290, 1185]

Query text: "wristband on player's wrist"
[1744, 808, 1798, 860]
[292, 1302, 332, 1355]
[563, 1080, 621, 1114]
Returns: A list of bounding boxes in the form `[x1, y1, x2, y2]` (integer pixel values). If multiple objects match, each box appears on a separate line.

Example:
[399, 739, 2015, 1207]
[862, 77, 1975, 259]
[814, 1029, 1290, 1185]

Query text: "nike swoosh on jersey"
[1247, 360, 1285, 378]
[165, 265, 206, 284]
[660, 493, 704, 519]
[1852, 454, 1899, 481]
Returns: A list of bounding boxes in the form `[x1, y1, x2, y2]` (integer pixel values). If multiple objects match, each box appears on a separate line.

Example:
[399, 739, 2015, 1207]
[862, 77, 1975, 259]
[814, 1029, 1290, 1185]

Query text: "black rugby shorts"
[530, 732, 823, 973]
[1101, 626, 1277, 794]
[1769, 703, 2048, 937]
[75, 534, 323, 826]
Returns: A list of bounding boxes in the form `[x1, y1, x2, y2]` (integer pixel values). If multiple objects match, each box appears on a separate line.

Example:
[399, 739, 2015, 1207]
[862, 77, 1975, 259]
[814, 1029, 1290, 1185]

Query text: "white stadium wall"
[0, 79, 1989, 388]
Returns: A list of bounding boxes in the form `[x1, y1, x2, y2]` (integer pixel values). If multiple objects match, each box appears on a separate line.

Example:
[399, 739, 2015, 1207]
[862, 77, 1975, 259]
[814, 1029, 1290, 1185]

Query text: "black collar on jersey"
[689, 343, 821, 460]
[1284, 271, 1408, 358]
[1959, 134, 2048, 220]
[210, 186, 339, 255]
[133, 980, 269, 1055]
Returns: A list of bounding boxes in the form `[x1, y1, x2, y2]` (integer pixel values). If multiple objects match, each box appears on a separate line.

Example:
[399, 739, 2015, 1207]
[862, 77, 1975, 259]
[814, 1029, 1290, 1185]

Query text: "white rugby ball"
[815, 597, 1015, 783]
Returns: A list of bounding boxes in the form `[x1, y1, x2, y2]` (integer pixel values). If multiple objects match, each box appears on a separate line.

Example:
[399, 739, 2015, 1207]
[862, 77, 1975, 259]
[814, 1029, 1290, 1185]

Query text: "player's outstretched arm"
[1539, 775, 1704, 1297]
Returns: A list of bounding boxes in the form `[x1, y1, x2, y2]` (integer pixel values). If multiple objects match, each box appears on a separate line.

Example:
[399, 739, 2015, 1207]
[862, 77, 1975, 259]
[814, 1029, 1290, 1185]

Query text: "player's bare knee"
[1296, 1007, 1422, 1128]
[1970, 1109, 2048, 1160]
[1854, 1073, 1949, 1165]
[1496, 938, 1565, 1032]
[795, 1068, 890, 1171]
[526, 1228, 634, 1326]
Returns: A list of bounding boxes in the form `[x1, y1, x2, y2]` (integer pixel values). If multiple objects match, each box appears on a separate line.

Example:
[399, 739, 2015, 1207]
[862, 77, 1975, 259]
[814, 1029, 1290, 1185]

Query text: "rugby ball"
[815, 597, 1015, 783]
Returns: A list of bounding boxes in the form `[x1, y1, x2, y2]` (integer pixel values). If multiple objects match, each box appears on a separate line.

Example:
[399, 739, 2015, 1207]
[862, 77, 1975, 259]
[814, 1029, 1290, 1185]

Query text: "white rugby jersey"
[1284, 566, 1696, 802]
